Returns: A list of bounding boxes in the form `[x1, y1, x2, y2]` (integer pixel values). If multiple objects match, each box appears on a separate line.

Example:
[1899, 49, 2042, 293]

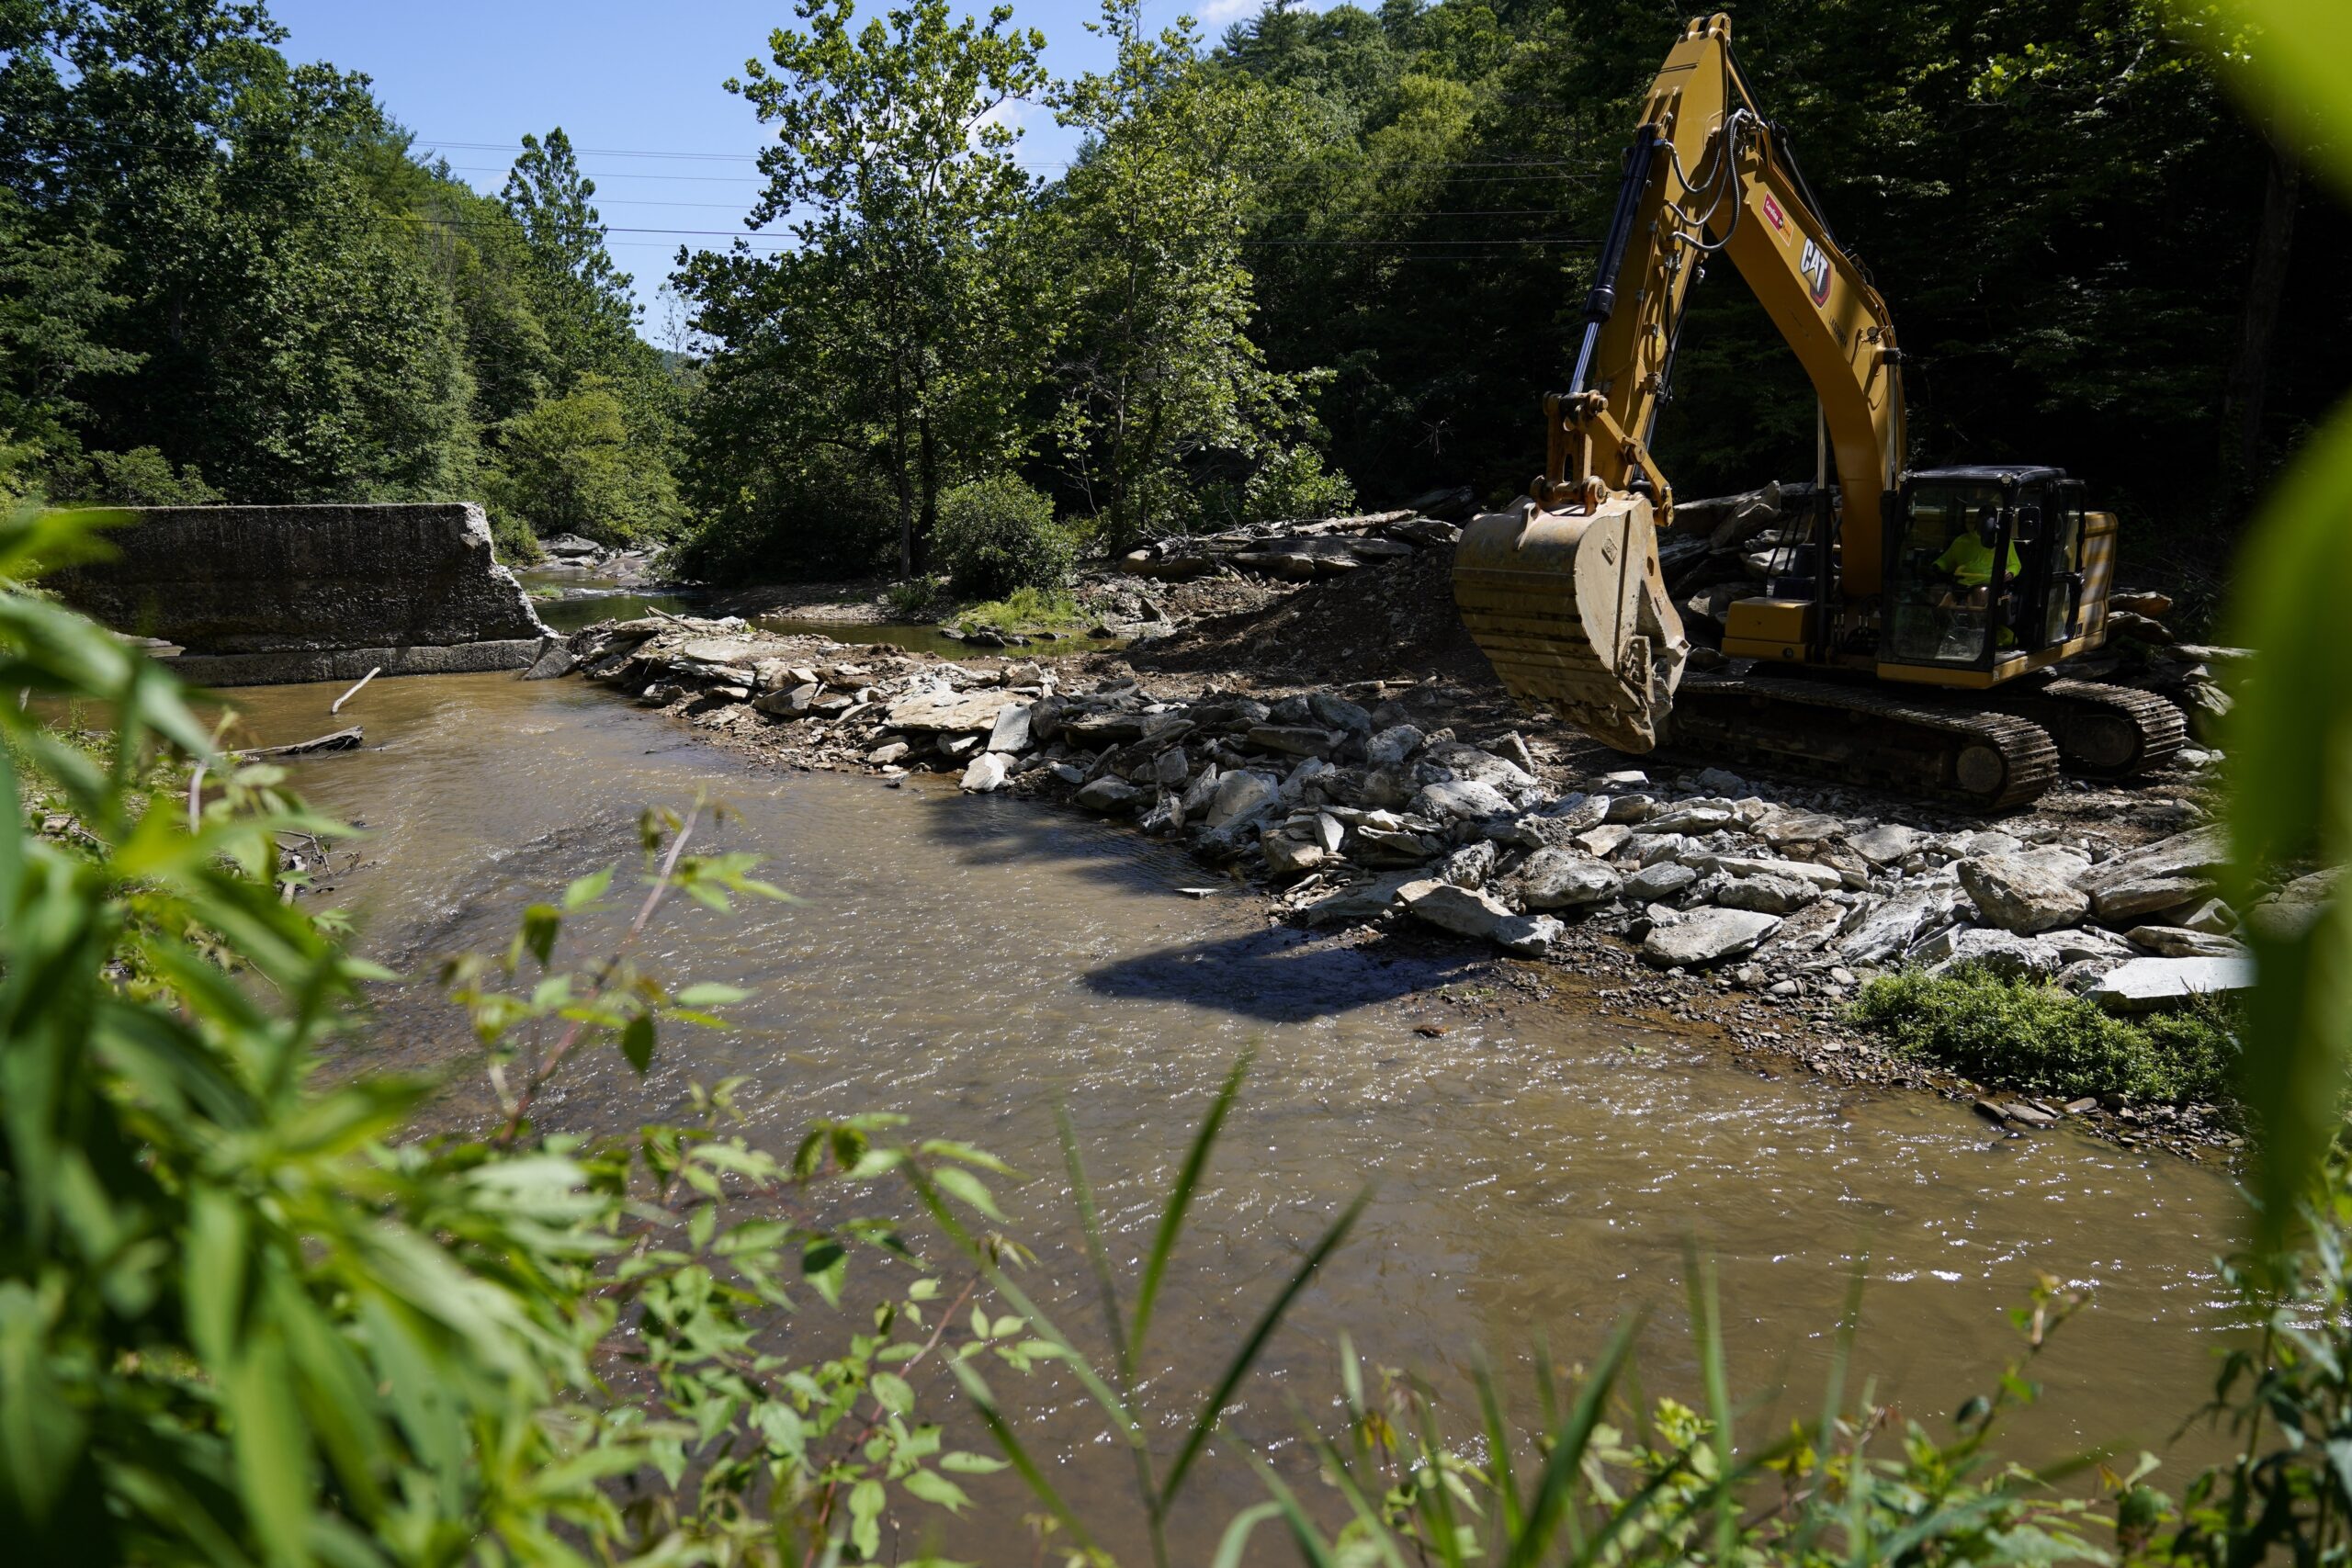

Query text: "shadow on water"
[907, 779, 1214, 896]
[1080, 923, 1487, 1022]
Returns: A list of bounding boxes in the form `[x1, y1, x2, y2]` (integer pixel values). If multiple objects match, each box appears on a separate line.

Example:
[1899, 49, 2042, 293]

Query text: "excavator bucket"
[1451, 494, 1689, 753]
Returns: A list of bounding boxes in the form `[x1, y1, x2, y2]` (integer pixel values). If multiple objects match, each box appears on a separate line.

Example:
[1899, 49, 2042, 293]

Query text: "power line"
[414, 136, 1602, 175]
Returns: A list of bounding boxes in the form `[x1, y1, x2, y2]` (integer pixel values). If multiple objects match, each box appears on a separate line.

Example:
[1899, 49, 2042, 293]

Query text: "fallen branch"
[330, 666, 381, 715]
[231, 726, 363, 760]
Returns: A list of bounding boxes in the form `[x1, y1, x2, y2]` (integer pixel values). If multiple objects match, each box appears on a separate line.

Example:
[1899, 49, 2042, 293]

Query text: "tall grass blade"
[946, 1358, 1097, 1555]
[1503, 1316, 1639, 1568]
[1210, 1502, 1286, 1568]
[2218, 396, 2352, 1239]
[903, 1164, 1140, 1438]
[1410, 1386, 1476, 1568]
[1129, 1049, 1251, 1377]
[1684, 1249, 1738, 1568]
[1791, 1259, 1870, 1561]
[1472, 1348, 1525, 1541]
[1239, 1447, 1344, 1568]
[1157, 1182, 1369, 1509]
[1057, 1101, 1130, 1381]
[1304, 1428, 1417, 1568]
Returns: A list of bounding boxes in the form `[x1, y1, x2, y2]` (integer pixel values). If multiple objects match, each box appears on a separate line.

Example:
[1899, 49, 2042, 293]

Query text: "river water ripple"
[220, 671, 2243, 1560]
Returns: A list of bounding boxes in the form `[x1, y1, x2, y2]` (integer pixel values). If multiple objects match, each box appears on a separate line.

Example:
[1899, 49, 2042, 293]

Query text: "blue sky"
[267, 0, 1269, 337]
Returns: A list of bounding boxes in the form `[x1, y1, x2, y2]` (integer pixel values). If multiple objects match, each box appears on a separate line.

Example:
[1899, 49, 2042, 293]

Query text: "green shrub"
[485, 375, 680, 547]
[933, 473, 1072, 598]
[0, 496, 1024, 1562]
[1241, 444, 1356, 524]
[956, 584, 1081, 635]
[486, 501, 544, 564]
[45, 445, 220, 505]
[674, 445, 898, 583]
[884, 573, 945, 618]
[1851, 965, 2238, 1103]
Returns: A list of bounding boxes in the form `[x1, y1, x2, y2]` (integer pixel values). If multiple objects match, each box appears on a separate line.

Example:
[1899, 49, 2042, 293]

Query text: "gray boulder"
[1625, 862, 1699, 902]
[1402, 881, 1512, 941]
[1757, 809, 1844, 846]
[1076, 777, 1145, 814]
[1437, 840, 1498, 889]
[886, 688, 1012, 733]
[1422, 741, 1538, 794]
[960, 753, 1010, 794]
[1606, 794, 1657, 824]
[1412, 777, 1514, 824]
[1642, 908, 1781, 968]
[2126, 925, 2245, 959]
[1352, 824, 1442, 865]
[1956, 855, 2089, 934]
[1301, 873, 1419, 926]
[1262, 832, 1327, 878]
[2081, 827, 2226, 919]
[987, 703, 1034, 753]
[1715, 874, 1818, 914]
[1205, 769, 1281, 828]
[1247, 724, 1341, 758]
[523, 639, 580, 680]
[1577, 824, 1634, 858]
[1365, 724, 1426, 766]
[1496, 913, 1566, 956]
[1846, 823, 1925, 866]
[1542, 794, 1611, 831]
[1514, 849, 1623, 909]
[1913, 925, 2060, 978]
[1702, 855, 1844, 890]
[1308, 693, 1373, 733]
[1649, 803, 1736, 834]
[2091, 874, 2213, 924]
[1838, 884, 1965, 964]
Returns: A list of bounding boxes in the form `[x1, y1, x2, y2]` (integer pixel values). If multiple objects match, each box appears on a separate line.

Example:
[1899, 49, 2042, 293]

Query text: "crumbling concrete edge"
[167, 638, 548, 688]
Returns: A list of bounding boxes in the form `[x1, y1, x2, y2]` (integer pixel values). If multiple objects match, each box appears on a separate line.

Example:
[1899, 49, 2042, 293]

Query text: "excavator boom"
[1455, 13, 1905, 748]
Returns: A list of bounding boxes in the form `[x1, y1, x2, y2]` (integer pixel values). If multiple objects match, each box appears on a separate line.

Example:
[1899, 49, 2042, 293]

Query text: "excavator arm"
[1455, 13, 1906, 750]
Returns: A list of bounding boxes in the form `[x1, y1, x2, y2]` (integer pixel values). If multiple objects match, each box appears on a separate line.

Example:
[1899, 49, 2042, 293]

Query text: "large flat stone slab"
[2086, 955, 2254, 1012]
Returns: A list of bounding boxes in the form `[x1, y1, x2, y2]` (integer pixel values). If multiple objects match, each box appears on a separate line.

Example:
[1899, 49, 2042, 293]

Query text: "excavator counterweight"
[1451, 14, 2182, 807]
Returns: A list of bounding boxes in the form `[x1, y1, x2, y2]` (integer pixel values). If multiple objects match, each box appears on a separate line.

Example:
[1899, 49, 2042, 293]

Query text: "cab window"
[1887, 481, 2012, 667]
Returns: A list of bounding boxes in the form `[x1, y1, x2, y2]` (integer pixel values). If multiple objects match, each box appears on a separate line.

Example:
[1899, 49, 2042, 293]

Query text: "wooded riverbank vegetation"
[3, 0, 2344, 595]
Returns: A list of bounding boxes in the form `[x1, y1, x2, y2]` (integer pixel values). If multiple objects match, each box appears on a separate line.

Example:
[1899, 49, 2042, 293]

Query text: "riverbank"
[206, 666, 2245, 1505]
[537, 545, 2267, 1161]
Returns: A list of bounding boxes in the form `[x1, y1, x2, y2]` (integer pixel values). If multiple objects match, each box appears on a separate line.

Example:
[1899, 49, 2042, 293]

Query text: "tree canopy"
[0, 0, 2342, 579]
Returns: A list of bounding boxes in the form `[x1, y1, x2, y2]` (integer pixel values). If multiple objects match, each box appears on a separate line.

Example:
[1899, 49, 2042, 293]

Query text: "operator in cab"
[1932, 505, 2022, 608]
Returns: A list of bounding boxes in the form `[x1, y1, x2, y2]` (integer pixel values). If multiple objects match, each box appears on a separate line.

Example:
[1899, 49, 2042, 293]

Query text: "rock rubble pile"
[541, 610, 2285, 1032]
[1114, 507, 1464, 582]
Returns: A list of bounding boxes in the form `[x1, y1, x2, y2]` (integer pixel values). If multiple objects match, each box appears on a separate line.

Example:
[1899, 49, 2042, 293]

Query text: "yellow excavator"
[1453, 13, 2183, 809]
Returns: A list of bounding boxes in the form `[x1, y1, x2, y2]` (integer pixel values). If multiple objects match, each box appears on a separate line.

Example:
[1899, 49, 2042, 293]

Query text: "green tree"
[725, 0, 1050, 577]
[0, 2, 478, 502]
[487, 374, 679, 546]
[1047, 0, 1321, 546]
[500, 127, 641, 382]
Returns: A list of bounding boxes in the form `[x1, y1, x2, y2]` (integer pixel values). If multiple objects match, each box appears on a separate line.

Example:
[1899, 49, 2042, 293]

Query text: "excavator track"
[1979, 679, 2188, 779]
[1657, 672, 2062, 811]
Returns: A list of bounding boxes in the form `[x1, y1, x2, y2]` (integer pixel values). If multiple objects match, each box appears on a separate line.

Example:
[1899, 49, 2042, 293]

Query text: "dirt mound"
[1130, 547, 1497, 687]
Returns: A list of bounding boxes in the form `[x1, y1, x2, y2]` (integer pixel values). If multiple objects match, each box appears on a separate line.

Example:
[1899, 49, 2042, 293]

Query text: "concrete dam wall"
[52, 502, 550, 686]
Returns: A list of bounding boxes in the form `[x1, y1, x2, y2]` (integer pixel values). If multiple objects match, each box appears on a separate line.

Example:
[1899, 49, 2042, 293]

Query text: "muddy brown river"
[220, 671, 2244, 1561]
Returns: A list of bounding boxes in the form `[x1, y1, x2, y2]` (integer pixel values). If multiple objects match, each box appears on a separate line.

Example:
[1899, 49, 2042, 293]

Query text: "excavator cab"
[1883, 468, 2098, 675]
